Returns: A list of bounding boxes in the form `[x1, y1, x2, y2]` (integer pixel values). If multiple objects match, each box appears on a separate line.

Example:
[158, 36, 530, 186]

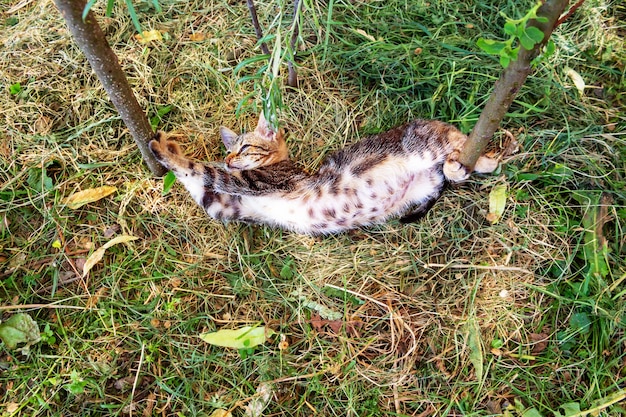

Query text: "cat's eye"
[239, 144, 251, 154]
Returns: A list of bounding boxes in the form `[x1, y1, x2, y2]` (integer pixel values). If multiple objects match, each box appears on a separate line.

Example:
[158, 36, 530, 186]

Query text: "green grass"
[1, 0, 625, 416]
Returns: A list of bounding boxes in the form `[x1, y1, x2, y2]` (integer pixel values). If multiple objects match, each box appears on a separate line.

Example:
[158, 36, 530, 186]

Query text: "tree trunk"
[458, 0, 570, 170]
[54, 0, 168, 176]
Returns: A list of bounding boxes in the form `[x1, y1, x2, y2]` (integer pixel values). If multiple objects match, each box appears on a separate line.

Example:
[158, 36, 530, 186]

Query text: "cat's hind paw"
[443, 151, 471, 183]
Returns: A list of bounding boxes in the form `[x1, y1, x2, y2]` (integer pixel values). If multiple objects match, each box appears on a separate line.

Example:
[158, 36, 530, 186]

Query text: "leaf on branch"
[63, 186, 117, 209]
[82, 235, 138, 277]
[477, 38, 507, 55]
[199, 326, 274, 349]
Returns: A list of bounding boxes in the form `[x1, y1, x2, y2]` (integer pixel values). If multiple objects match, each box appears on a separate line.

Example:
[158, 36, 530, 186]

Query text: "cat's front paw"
[443, 151, 471, 182]
[149, 131, 182, 161]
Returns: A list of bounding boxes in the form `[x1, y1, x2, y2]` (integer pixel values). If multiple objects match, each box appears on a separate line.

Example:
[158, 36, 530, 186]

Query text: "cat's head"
[220, 113, 288, 170]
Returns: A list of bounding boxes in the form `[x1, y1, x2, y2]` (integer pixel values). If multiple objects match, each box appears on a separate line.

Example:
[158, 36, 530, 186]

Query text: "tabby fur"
[149, 113, 497, 235]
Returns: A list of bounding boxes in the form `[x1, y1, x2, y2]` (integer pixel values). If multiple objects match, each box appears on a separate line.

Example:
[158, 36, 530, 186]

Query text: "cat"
[148, 113, 498, 235]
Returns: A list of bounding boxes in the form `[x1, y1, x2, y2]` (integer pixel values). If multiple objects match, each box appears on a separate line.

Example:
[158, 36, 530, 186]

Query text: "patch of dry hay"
[0, 0, 601, 413]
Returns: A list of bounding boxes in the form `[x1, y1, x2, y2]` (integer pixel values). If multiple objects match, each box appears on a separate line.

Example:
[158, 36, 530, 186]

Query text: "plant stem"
[287, 0, 301, 88]
[247, 0, 271, 55]
[54, 0, 167, 176]
[458, 0, 570, 170]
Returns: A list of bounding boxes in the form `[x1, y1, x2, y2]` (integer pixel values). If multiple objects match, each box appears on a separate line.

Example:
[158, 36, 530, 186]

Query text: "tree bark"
[54, 0, 168, 176]
[458, 0, 570, 170]
[247, 0, 271, 55]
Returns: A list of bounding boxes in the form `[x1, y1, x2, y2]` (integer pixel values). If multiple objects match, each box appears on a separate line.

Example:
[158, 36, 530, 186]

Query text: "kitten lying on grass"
[149, 113, 498, 235]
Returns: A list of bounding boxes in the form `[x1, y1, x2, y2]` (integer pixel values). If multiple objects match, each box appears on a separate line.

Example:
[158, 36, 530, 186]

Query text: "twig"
[555, 0, 586, 27]
[423, 263, 533, 274]
[129, 342, 146, 417]
[247, 0, 271, 55]
[0, 303, 87, 311]
[54, 0, 167, 176]
[458, 0, 570, 170]
[287, 0, 301, 88]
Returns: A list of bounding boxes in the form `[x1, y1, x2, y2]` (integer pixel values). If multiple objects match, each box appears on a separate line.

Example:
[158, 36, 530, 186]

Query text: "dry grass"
[1, 0, 625, 416]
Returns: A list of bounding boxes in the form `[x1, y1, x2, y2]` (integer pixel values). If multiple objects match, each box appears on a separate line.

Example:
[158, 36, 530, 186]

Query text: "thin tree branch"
[555, 0, 586, 27]
[458, 0, 570, 170]
[247, 0, 271, 55]
[54, 0, 167, 176]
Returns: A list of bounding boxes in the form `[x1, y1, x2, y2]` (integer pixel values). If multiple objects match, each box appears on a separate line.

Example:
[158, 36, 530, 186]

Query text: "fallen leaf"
[190, 32, 206, 42]
[529, 332, 549, 355]
[103, 224, 121, 238]
[245, 382, 273, 417]
[199, 326, 274, 350]
[135, 29, 163, 44]
[210, 410, 232, 417]
[565, 67, 585, 96]
[486, 183, 507, 224]
[328, 320, 342, 334]
[465, 318, 484, 380]
[82, 235, 138, 277]
[86, 287, 109, 309]
[143, 392, 157, 417]
[310, 313, 324, 331]
[353, 28, 377, 42]
[0, 313, 41, 350]
[63, 186, 117, 209]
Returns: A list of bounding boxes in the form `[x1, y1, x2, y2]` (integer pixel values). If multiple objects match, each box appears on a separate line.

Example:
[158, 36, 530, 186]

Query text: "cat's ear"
[220, 127, 239, 150]
[254, 112, 277, 141]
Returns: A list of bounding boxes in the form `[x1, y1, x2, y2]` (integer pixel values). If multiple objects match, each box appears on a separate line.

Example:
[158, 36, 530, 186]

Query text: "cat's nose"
[225, 153, 234, 165]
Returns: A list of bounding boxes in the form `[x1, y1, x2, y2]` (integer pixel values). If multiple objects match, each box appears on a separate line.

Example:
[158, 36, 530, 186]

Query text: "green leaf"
[199, 326, 275, 349]
[522, 407, 544, 417]
[545, 39, 556, 57]
[162, 171, 176, 195]
[504, 21, 517, 36]
[124, 0, 142, 33]
[486, 184, 507, 224]
[9, 82, 21, 95]
[465, 318, 483, 380]
[520, 32, 536, 50]
[477, 38, 507, 55]
[82, 0, 98, 22]
[0, 313, 41, 350]
[106, 0, 115, 16]
[279, 259, 295, 279]
[150, 0, 162, 13]
[526, 26, 545, 43]
[570, 312, 591, 335]
[233, 54, 271, 75]
[499, 54, 511, 68]
[555, 402, 581, 417]
[64, 371, 88, 395]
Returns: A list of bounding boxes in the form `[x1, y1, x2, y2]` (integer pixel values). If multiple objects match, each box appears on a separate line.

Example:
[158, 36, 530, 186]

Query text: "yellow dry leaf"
[135, 29, 163, 44]
[353, 28, 377, 42]
[486, 184, 507, 224]
[189, 32, 206, 42]
[199, 326, 274, 349]
[63, 186, 117, 209]
[82, 235, 138, 277]
[565, 67, 585, 96]
[210, 410, 232, 417]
